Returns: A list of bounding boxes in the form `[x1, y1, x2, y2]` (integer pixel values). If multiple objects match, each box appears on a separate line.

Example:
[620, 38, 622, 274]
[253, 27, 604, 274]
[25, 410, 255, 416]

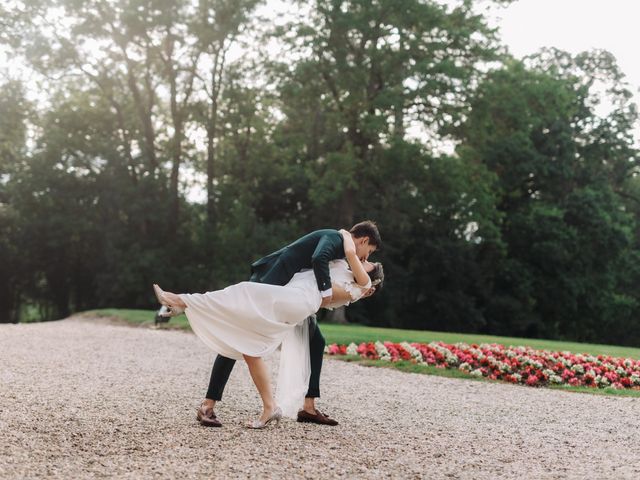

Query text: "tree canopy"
[2, 0, 639, 346]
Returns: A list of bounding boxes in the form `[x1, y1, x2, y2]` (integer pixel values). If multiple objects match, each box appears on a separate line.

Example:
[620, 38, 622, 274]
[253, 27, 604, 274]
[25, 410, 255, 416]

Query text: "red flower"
[526, 375, 539, 386]
[324, 339, 639, 391]
[561, 369, 574, 381]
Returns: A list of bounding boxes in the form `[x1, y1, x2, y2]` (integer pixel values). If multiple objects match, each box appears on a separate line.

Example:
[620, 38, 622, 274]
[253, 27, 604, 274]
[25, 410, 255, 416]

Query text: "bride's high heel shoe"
[153, 284, 185, 317]
[247, 406, 282, 429]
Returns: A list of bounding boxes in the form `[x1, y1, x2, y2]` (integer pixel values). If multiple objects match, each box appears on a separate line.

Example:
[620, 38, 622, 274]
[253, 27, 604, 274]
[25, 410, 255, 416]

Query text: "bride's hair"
[367, 262, 384, 293]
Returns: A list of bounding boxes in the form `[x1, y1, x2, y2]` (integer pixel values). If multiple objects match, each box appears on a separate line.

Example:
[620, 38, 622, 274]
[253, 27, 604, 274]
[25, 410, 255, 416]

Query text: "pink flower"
[324, 339, 639, 391]
[561, 369, 574, 380]
[604, 371, 619, 383]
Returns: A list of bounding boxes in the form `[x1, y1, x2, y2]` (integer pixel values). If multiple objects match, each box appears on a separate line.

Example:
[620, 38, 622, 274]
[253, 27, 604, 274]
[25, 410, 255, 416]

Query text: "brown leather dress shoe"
[196, 403, 222, 427]
[296, 409, 338, 426]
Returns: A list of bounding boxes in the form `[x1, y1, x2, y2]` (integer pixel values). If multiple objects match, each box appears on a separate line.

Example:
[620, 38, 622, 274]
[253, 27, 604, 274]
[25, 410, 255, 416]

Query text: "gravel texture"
[2, 316, 640, 479]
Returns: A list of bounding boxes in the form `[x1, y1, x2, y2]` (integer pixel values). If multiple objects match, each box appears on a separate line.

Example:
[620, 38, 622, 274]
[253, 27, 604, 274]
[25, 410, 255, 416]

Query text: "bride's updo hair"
[367, 262, 384, 293]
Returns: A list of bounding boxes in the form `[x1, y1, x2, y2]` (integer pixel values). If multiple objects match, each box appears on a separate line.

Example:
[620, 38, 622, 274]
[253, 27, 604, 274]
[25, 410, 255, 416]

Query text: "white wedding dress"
[179, 259, 370, 417]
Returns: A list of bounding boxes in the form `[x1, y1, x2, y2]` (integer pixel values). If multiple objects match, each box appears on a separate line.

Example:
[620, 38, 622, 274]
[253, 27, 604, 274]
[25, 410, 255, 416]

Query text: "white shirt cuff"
[320, 288, 333, 298]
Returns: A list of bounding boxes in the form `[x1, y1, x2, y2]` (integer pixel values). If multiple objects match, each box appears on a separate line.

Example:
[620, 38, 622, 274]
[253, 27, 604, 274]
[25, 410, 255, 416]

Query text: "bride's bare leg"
[243, 354, 277, 422]
[160, 290, 187, 309]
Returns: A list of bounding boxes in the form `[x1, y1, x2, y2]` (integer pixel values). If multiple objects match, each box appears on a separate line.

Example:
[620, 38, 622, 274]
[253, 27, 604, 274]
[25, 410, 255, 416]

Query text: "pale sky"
[499, 0, 639, 88]
[2, 0, 639, 182]
[496, 0, 640, 128]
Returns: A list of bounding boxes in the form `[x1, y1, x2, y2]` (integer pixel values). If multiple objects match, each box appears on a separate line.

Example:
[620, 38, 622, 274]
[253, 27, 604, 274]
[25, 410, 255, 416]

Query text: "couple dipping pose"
[153, 221, 384, 429]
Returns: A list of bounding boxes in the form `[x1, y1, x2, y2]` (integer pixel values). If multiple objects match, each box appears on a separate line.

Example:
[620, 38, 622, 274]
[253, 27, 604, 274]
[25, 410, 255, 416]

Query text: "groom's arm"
[310, 233, 343, 302]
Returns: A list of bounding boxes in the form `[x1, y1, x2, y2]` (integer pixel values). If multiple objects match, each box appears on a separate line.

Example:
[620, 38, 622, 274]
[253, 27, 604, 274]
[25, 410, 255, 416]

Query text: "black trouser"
[205, 315, 326, 401]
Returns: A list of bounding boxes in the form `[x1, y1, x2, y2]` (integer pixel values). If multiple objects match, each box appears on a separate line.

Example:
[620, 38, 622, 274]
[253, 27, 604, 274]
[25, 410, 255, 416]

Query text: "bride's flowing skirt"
[179, 280, 321, 418]
[276, 318, 311, 417]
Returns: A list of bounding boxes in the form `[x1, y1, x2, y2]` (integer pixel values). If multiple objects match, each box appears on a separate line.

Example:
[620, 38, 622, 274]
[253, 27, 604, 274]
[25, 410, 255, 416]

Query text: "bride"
[153, 229, 383, 428]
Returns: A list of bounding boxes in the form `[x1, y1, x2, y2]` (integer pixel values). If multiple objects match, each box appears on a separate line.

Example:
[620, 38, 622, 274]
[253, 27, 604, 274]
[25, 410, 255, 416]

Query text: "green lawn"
[85, 308, 640, 359]
[81, 308, 640, 398]
[85, 308, 192, 330]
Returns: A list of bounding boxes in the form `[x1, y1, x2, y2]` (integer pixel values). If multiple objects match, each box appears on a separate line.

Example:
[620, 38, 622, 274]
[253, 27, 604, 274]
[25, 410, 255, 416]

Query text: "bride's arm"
[339, 229, 370, 287]
[328, 283, 352, 306]
[326, 282, 373, 308]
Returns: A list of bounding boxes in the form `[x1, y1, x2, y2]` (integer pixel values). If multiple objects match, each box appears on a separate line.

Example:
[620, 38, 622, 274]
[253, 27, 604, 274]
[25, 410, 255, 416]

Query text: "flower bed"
[324, 341, 640, 390]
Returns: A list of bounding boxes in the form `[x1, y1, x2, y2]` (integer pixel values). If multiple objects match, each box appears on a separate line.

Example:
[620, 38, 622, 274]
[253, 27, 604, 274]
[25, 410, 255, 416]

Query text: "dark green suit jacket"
[250, 229, 345, 292]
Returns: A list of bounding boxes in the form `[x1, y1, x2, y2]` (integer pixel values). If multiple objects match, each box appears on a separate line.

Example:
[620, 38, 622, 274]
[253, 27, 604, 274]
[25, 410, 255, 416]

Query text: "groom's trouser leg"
[205, 355, 236, 401]
[306, 315, 325, 398]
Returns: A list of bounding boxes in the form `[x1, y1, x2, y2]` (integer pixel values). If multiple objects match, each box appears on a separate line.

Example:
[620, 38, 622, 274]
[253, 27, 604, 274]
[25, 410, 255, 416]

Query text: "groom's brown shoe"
[297, 409, 338, 426]
[196, 403, 222, 427]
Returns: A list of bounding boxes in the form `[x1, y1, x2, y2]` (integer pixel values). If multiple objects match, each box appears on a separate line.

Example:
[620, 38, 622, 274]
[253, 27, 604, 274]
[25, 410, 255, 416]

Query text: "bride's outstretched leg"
[243, 355, 279, 424]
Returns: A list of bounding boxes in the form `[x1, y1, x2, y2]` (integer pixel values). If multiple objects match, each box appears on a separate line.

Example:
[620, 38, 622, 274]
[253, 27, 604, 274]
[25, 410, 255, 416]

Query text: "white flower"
[346, 343, 358, 356]
[428, 342, 459, 366]
[571, 364, 584, 374]
[374, 341, 391, 361]
[459, 362, 471, 372]
[549, 375, 563, 384]
[400, 342, 425, 364]
[470, 369, 484, 378]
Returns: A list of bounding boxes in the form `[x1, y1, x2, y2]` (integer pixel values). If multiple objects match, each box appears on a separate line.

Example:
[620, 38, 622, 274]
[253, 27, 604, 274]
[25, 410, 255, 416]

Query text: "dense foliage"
[1, 0, 639, 345]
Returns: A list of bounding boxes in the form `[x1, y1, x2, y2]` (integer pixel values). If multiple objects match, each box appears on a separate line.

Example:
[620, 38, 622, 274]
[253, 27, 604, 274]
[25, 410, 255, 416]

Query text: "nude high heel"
[247, 406, 282, 429]
[153, 284, 185, 316]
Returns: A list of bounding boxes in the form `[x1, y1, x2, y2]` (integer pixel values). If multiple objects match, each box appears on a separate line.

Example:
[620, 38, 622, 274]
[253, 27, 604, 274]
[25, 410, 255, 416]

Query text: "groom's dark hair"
[350, 220, 382, 249]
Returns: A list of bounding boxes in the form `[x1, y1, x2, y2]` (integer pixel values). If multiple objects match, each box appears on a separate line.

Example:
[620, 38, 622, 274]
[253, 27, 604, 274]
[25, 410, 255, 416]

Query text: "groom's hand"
[362, 287, 376, 298]
[320, 295, 333, 307]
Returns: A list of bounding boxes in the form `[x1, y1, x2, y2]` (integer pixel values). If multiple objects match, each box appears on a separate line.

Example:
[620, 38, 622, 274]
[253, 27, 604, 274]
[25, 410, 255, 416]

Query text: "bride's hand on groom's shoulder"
[339, 229, 356, 255]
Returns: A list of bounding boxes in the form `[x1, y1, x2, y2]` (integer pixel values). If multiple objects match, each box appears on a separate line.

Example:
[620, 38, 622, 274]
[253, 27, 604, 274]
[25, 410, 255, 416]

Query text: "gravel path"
[2, 317, 640, 479]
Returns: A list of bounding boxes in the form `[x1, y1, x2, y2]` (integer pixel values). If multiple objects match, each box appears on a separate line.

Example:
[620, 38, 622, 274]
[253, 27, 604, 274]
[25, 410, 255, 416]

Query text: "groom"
[196, 220, 382, 427]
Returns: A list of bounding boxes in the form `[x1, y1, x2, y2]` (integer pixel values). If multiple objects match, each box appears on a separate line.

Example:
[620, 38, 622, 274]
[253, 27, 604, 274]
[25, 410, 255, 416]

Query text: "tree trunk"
[206, 48, 224, 228]
[206, 111, 217, 228]
[325, 306, 348, 324]
[339, 187, 355, 227]
[168, 63, 182, 224]
[122, 53, 157, 176]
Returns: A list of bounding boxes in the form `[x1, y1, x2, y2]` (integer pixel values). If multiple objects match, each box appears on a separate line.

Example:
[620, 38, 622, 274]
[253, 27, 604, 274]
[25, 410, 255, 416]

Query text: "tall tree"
[7, 0, 261, 227]
[273, 0, 509, 226]
[0, 80, 31, 322]
[190, 0, 262, 229]
[457, 53, 640, 341]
